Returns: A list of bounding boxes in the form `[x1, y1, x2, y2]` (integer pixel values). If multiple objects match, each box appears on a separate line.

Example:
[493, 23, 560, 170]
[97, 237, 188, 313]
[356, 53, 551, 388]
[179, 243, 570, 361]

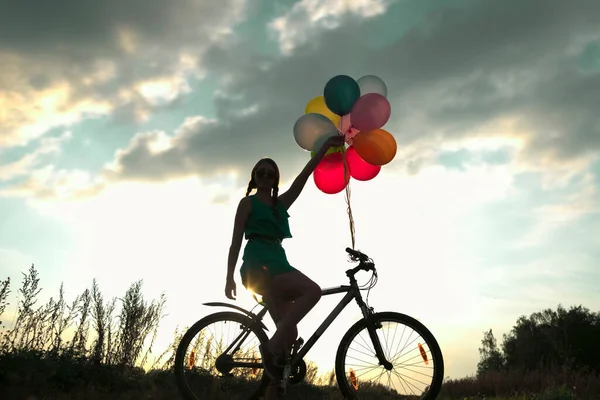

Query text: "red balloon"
[350, 93, 391, 132]
[345, 146, 380, 181]
[314, 152, 350, 194]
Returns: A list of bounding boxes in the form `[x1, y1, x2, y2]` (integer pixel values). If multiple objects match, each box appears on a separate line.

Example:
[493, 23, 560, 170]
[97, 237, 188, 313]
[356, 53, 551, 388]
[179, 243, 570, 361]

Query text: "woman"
[224, 134, 345, 386]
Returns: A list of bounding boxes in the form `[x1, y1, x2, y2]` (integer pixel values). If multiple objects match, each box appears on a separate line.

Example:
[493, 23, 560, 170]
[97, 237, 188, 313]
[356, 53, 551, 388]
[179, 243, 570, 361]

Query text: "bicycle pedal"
[283, 365, 291, 377]
[278, 380, 288, 394]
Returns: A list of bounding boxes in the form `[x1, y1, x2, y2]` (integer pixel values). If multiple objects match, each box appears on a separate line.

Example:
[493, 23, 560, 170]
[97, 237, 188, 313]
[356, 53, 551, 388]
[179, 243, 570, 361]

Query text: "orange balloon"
[352, 128, 397, 166]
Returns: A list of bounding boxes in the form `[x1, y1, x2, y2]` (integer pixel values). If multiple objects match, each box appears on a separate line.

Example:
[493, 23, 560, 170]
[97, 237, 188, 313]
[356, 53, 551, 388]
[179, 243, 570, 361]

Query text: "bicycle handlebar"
[345, 247, 369, 262]
[345, 247, 376, 279]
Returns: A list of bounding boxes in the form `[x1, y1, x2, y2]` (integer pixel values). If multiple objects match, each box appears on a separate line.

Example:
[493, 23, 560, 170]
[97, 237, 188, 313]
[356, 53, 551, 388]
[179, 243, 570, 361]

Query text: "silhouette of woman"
[225, 134, 345, 390]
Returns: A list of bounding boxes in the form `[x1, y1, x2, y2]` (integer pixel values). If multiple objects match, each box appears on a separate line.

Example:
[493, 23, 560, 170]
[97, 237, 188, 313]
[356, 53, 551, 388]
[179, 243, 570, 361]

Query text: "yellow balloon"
[305, 96, 341, 127]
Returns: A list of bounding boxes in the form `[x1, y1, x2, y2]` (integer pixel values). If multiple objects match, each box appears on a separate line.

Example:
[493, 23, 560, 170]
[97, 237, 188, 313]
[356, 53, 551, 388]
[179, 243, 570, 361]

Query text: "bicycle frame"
[289, 283, 372, 365]
[205, 269, 391, 371]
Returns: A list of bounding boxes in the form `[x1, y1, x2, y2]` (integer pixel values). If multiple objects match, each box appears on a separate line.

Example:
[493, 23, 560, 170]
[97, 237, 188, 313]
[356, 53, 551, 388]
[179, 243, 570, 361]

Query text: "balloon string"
[343, 154, 356, 249]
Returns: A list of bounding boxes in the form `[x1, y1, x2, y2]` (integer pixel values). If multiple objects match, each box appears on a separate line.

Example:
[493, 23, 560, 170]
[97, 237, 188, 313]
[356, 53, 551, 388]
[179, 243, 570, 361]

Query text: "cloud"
[0, 154, 37, 182]
[268, 0, 392, 55]
[0, 67, 112, 147]
[103, 0, 600, 185]
[478, 251, 599, 308]
[0, 166, 105, 202]
[3, 0, 600, 205]
[517, 172, 598, 248]
[0, 0, 244, 54]
[0, 0, 247, 148]
[0, 131, 72, 181]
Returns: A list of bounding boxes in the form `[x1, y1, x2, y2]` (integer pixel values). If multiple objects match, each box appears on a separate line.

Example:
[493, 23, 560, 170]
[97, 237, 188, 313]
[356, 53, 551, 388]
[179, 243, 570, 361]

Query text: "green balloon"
[323, 75, 361, 116]
[310, 145, 346, 158]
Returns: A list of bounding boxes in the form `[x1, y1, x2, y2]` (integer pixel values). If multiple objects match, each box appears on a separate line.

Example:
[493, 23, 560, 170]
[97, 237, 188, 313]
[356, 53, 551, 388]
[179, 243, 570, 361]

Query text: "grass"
[1, 265, 599, 399]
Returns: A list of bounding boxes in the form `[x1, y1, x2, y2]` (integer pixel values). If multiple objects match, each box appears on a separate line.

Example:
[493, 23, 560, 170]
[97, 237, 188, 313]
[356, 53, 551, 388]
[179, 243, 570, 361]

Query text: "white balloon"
[357, 75, 388, 98]
[293, 113, 338, 151]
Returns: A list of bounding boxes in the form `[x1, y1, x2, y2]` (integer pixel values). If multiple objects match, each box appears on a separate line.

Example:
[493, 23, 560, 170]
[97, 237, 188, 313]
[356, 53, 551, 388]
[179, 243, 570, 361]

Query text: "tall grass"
[0, 265, 166, 368]
[1, 265, 599, 399]
[0, 265, 342, 399]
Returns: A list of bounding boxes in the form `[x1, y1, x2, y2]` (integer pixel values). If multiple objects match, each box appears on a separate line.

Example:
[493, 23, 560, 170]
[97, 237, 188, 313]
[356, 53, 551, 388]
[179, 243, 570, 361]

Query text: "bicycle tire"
[174, 311, 270, 400]
[335, 311, 444, 400]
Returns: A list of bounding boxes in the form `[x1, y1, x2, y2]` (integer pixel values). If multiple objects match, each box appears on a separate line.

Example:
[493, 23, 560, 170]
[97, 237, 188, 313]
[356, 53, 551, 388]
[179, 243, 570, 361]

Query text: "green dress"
[240, 195, 295, 294]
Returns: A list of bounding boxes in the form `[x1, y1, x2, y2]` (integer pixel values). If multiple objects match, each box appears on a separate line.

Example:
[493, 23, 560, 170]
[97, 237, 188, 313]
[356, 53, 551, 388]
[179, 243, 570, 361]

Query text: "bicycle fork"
[363, 307, 393, 370]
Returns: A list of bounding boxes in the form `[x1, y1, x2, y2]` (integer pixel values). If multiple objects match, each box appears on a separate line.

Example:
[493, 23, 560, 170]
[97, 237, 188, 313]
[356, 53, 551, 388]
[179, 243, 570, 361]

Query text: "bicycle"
[174, 247, 444, 399]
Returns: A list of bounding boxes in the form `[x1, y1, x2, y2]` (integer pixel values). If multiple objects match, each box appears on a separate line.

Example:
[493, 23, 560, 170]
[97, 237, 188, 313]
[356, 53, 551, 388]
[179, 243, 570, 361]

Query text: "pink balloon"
[337, 114, 360, 145]
[314, 152, 350, 194]
[350, 93, 391, 132]
[345, 146, 380, 181]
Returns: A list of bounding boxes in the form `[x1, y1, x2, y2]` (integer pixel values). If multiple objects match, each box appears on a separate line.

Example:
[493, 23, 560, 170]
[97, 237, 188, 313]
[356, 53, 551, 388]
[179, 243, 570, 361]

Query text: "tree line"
[478, 304, 600, 375]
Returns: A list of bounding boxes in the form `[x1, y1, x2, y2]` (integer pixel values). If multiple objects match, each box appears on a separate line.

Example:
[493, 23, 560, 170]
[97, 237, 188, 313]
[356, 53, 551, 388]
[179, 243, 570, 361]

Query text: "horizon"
[1, 0, 599, 382]
[0, 261, 597, 381]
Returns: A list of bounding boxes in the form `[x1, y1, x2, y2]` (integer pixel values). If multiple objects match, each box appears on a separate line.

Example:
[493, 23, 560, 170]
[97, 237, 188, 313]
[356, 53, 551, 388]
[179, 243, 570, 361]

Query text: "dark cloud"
[105, 0, 600, 185]
[0, 0, 245, 146]
[366, 0, 600, 158]
[0, 0, 243, 56]
[523, 69, 600, 160]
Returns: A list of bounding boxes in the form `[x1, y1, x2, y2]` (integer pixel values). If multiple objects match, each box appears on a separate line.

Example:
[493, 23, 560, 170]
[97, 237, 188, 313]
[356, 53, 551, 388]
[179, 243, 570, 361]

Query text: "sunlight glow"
[0, 82, 112, 147]
[146, 131, 174, 154]
[8, 154, 599, 380]
[137, 77, 191, 106]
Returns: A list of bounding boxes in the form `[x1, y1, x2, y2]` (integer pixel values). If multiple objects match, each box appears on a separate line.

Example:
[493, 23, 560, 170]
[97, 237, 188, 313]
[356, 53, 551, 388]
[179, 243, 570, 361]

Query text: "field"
[2, 352, 598, 400]
[1, 267, 599, 400]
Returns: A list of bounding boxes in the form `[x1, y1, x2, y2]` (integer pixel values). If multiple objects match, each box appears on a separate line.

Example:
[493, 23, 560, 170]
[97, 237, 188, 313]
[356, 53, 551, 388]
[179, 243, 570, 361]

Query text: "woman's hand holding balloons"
[320, 134, 346, 151]
[293, 74, 398, 194]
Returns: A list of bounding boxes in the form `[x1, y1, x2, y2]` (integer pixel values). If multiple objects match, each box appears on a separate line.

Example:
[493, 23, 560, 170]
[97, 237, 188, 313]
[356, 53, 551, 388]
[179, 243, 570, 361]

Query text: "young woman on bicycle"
[224, 134, 345, 385]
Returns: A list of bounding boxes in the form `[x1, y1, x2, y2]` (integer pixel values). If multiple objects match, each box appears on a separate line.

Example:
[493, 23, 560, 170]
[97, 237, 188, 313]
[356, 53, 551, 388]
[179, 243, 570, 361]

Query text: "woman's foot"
[259, 343, 283, 381]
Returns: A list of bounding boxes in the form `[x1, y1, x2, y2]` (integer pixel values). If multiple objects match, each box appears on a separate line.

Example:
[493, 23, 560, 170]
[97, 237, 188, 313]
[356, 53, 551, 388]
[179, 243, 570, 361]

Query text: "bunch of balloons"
[293, 75, 397, 194]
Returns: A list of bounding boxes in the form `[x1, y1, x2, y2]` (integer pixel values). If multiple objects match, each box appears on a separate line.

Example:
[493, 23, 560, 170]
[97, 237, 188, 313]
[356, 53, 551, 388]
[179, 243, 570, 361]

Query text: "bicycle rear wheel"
[174, 311, 269, 400]
[335, 312, 444, 400]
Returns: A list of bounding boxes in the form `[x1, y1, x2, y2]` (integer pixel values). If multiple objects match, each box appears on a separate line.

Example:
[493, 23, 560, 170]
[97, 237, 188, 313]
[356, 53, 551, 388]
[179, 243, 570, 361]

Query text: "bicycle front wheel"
[335, 312, 444, 400]
[174, 311, 270, 400]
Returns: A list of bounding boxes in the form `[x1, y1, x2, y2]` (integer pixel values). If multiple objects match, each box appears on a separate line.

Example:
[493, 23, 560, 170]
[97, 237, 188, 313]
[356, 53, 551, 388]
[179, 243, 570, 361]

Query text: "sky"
[1, 0, 600, 380]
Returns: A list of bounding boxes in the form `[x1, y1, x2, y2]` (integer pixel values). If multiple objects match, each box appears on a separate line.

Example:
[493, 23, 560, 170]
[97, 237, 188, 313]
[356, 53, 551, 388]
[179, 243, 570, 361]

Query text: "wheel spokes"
[181, 319, 265, 397]
[344, 320, 438, 399]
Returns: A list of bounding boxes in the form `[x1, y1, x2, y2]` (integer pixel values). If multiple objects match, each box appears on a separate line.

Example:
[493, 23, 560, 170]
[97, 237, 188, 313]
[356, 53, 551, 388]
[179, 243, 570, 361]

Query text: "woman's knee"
[295, 272, 321, 298]
[308, 281, 322, 303]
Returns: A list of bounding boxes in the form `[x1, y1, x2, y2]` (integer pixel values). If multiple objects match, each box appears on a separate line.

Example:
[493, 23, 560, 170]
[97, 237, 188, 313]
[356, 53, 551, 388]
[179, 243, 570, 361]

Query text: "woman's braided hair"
[246, 158, 280, 220]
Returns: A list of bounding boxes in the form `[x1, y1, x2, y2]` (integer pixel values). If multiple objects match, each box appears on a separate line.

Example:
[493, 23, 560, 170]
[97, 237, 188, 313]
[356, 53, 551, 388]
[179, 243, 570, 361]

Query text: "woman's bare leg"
[268, 300, 298, 354]
[263, 300, 297, 400]
[266, 270, 321, 355]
